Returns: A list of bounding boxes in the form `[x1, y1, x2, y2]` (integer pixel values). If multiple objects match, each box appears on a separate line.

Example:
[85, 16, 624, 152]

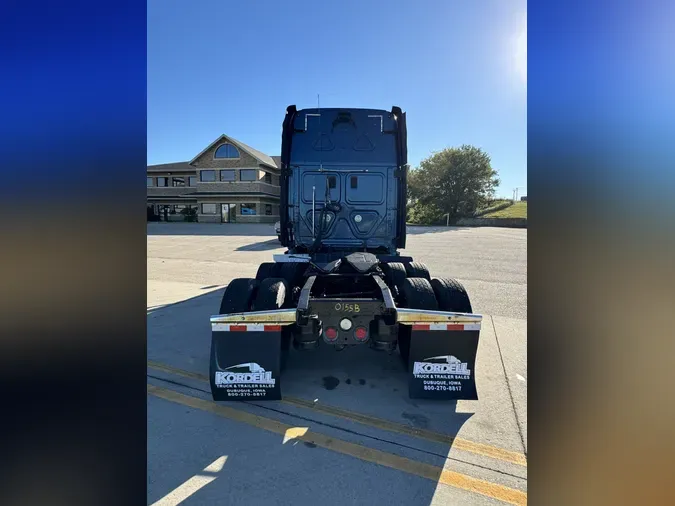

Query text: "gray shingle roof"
[147, 162, 194, 173]
[227, 137, 278, 169]
[188, 134, 279, 169]
[271, 156, 282, 168]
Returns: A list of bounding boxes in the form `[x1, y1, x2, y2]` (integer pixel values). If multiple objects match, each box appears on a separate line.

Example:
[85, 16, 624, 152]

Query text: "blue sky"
[148, 0, 527, 198]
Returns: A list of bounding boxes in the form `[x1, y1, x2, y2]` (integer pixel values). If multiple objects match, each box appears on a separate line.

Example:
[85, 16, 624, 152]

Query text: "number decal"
[334, 303, 362, 313]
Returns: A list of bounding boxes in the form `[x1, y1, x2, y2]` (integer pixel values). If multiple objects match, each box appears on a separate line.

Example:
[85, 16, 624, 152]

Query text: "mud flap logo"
[413, 355, 471, 379]
[215, 362, 276, 387]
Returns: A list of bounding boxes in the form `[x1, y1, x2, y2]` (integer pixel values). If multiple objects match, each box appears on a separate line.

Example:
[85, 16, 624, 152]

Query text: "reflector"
[354, 327, 368, 341]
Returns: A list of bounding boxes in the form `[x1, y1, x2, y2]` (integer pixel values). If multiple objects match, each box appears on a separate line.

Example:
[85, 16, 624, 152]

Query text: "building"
[147, 134, 281, 223]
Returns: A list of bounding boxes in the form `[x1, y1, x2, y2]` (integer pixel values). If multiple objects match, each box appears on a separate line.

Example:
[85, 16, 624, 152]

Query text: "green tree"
[408, 145, 500, 224]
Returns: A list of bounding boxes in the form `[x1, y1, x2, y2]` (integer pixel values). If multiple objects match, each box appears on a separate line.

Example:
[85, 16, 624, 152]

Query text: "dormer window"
[214, 143, 240, 159]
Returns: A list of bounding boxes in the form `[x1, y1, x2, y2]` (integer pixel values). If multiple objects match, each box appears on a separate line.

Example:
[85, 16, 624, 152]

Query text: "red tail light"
[324, 327, 338, 341]
[354, 326, 368, 341]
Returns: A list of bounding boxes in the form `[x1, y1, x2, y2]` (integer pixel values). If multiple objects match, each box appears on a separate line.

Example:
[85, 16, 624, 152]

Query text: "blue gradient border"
[1, 1, 146, 195]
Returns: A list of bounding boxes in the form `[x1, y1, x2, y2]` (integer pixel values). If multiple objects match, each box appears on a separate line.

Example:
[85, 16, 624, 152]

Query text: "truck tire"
[279, 262, 306, 289]
[251, 277, 292, 370]
[219, 278, 258, 314]
[380, 262, 407, 294]
[405, 262, 430, 280]
[400, 277, 438, 310]
[398, 277, 438, 365]
[255, 262, 281, 281]
[430, 277, 473, 313]
[251, 277, 289, 311]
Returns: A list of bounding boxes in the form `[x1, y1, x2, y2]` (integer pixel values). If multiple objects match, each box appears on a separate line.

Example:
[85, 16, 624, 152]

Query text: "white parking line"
[150, 456, 227, 506]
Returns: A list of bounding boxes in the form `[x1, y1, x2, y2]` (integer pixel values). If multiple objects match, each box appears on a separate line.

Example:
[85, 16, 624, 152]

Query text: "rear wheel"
[400, 277, 438, 310]
[380, 262, 407, 296]
[405, 261, 431, 280]
[430, 277, 473, 313]
[252, 278, 292, 370]
[398, 277, 438, 364]
[219, 278, 258, 314]
[279, 262, 307, 290]
[251, 278, 289, 311]
[255, 262, 281, 281]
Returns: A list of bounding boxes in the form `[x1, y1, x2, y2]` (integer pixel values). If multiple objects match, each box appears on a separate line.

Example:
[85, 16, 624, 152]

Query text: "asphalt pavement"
[147, 223, 527, 505]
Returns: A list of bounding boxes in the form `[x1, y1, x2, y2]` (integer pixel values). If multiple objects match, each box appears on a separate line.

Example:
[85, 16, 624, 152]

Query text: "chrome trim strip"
[396, 308, 483, 324]
[210, 309, 297, 324]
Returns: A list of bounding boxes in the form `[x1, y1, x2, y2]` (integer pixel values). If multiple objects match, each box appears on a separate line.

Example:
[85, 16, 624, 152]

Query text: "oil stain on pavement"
[322, 376, 340, 390]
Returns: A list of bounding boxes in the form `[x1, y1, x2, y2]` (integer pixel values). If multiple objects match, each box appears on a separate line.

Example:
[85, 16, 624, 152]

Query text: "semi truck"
[209, 106, 482, 401]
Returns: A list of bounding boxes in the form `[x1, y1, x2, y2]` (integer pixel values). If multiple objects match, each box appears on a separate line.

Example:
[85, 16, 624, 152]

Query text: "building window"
[157, 177, 168, 187]
[201, 203, 217, 214]
[200, 170, 216, 182]
[265, 204, 272, 216]
[214, 143, 240, 159]
[220, 170, 235, 181]
[240, 203, 257, 215]
[172, 177, 185, 187]
[264, 172, 272, 184]
[188, 176, 197, 186]
[240, 169, 257, 181]
[147, 177, 154, 187]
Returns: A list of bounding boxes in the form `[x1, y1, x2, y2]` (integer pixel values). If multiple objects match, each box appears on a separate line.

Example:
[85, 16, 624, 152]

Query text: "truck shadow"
[235, 238, 282, 251]
[148, 287, 476, 506]
[147, 222, 277, 237]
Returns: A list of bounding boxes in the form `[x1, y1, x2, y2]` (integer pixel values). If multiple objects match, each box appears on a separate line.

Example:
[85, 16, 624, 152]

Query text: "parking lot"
[147, 223, 527, 505]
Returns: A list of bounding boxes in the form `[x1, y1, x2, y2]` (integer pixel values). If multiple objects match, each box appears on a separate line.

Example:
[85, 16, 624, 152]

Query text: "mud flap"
[407, 324, 480, 400]
[209, 325, 283, 401]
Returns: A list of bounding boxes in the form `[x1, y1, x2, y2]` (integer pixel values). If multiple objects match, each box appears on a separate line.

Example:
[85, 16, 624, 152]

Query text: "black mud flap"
[408, 324, 480, 400]
[209, 325, 283, 401]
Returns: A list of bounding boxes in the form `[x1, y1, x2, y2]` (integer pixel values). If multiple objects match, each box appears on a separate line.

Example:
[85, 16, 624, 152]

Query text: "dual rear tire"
[405, 261, 431, 280]
[218, 276, 291, 314]
[397, 275, 471, 313]
[218, 276, 292, 370]
[396, 275, 472, 364]
[380, 262, 407, 296]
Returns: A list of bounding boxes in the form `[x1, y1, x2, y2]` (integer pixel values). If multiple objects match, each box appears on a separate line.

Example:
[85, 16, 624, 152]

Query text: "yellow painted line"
[148, 384, 527, 506]
[282, 396, 527, 467]
[147, 360, 527, 467]
[148, 361, 207, 382]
